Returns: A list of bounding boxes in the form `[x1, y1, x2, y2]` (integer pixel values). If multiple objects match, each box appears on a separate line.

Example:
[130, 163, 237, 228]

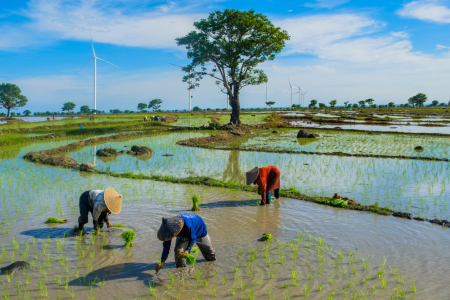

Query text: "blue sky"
[1, 0, 450, 113]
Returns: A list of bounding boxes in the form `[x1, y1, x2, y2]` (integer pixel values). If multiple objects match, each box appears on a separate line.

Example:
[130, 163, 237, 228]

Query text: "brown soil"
[24, 152, 80, 169]
[176, 125, 255, 147]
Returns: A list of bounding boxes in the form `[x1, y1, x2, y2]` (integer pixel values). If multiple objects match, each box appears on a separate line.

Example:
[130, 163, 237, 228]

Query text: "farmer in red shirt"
[246, 166, 281, 205]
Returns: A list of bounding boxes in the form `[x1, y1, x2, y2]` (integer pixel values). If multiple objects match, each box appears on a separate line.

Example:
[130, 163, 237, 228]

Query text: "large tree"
[137, 103, 148, 111]
[149, 99, 162, 111]
[62, 102, 76, 113]
[79, 105, 90, 114]
[176, 9, 290, 124]
[0, 83, 28, 117]
[408, 93, 427, 107]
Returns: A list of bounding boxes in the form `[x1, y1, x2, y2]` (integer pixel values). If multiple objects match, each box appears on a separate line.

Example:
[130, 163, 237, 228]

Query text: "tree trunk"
[229, 82, 241, 125]
[7, 108, 11, 118]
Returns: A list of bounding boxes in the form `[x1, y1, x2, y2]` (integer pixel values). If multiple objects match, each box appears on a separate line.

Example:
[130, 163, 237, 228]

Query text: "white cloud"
[437, 44, 450, 50]
[398, 1, 450, 23]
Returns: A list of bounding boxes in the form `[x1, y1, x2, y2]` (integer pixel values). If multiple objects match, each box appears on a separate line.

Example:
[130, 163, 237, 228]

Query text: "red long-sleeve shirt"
[254, 166, 281, 205]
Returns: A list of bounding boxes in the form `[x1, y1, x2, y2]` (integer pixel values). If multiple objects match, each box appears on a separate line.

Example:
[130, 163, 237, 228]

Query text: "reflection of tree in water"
[222, 150, 245, 184]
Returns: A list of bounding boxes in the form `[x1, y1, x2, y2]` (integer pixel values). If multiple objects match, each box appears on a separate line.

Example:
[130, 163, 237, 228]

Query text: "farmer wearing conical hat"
[155, 213, 216, 273]
[76, 188, 123, 234]
[246, 166, 281, 206]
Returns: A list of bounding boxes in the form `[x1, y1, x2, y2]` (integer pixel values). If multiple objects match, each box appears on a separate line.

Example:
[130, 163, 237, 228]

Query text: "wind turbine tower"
[265, 78, 272, 109]
[286, 80, 294, 108]
[80, 32, 118, 113]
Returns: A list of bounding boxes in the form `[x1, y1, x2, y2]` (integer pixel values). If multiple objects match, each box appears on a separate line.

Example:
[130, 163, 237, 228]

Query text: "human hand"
[106, 221, 112, 228]
[177, 250, 189, 258]
[155, 262, 164, 273]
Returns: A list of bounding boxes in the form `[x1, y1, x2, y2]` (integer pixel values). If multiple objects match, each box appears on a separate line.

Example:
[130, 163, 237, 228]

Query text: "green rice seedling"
[54, 276, 61, 284]
[210, 286, 217, 298]
[378, 259, 386, 267]
[411, 279, 416, 293]
[168, 272, 174, 290]
[223, 275, 226, 285]
[195, 267, 202, 280]
[317, 283, 322, 291]
[65, 276, 69, 289]
[202, 279, 209, 287]
[398, 275, 404, 284]
[304, 283, 311, 296]
[329, 275, 336, 284]
[68, 291, 75, 298]
[240, 280, 247, 291]
[283, 291, 291, 300]
[191, 195, 201, 211]
[230, 283, 236, 296]
[389, 266, 399, 275]
[121, 230, 135, 247]
[112, 224, 125, 228]
[45, 217, 68, 224]
[378, 270, 385, 278]
[245, 289, 255, 300]
[261, 233, 273, 241]
[363, 276, 372, 284]
[237, 249, 243, 258]
[381, 278, 387, 289]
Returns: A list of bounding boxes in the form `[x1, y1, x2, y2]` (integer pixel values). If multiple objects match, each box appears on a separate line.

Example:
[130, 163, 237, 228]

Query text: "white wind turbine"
[295, 85, 306, 107]
[265, 78, 273, 109]
[79, 32, 118, 113]
[286, 80, 294, 108]
[301, 90, 308, 107]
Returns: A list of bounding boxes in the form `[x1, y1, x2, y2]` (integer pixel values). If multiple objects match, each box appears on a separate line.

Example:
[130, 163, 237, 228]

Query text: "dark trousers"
[78, 191, 109, 229]
[174, 235, 216, 268]
[266, 188, 280, 204]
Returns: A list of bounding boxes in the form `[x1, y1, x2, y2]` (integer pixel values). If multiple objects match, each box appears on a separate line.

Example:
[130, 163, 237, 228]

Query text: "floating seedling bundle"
[261, 233, 273, 241]
[45, 217, 68, 224]
[121, 230, 135, 248]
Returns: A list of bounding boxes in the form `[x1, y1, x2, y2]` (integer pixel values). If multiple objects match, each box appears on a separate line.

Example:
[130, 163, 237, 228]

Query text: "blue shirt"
[161, 213, 208, 262]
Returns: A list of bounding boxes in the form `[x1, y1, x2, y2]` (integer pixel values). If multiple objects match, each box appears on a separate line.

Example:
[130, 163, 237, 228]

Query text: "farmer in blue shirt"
[155, 213, 216, 272]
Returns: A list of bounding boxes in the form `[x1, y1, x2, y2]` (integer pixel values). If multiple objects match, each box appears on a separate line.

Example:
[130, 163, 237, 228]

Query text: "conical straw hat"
[104, 188, 122, 214]
[246, 167, 259, 185]
[157, 217, 184, 241]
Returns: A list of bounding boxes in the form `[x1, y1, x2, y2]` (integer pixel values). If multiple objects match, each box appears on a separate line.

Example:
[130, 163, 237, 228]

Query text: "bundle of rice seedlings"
[112, 224, 125, 228]
[183, 254, 197, 266]
[192, 195, 201, 211]
[261, 233, 273, 241]
[45, 217, 68, 224]
[191, 247, 200, 254]
[121, 230, 136, 248]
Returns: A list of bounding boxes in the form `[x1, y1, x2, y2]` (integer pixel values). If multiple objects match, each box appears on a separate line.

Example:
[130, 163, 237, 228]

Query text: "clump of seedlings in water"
[45, 217, 68, 224]
[191, 195, 201, 211]
[261, 233, 273, 241]
[183, 253, 197, 266]
[121, 230, 135, 248]
[112, 224, 125, 228]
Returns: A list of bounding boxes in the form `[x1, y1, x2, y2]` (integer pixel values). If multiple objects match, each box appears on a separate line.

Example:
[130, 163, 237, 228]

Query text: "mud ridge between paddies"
[22, 124, 450, 230]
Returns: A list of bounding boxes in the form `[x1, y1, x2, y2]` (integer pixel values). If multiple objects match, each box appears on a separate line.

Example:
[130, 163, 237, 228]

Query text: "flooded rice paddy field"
[240, 129, 450, 159]
[0, 164, 448, 299]
[1, 124, 450, 299]
[65, 131, 450, 220]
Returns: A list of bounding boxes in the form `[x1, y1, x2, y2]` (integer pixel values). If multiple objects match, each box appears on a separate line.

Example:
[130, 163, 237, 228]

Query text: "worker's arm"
[156, 240, 172, 273]
[186, 229, 197, 252]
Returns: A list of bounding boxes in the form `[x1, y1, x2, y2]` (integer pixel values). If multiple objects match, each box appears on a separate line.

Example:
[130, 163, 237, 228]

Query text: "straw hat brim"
[157, 217, 184, 241]
[104, 188, 123, 214]
[246, 167, 259, 185]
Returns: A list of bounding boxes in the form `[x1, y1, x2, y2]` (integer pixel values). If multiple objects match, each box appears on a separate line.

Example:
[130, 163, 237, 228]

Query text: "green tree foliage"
[365, 98, 374, 106]
[149, 99, 162, 111]
[0, 83, 28, 117]
[265, 101, 275, 108]
[23, 110, 31, 116]
[431, 100, 439, 107]
[318, 103, 327, 108]
[62, 102, 76, 113]
[192, 106, 201, 111]
[408, 93, 427, 107]
[388, 102, 395, 107]
[352, 103, 359, 108]
[137, 103, 148, 111]
[309, 99, 318, 108]
[79, 105, 90, 114]
[344, 101, 349, 108]
[176, 9, 290, 124]
[358, 100, 366, 108]
[329, 100, 337, 108]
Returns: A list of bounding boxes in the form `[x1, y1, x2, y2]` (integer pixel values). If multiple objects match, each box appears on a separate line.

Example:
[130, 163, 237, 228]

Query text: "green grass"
[44, 217, 67, 224]
[120, 230, 136, 248]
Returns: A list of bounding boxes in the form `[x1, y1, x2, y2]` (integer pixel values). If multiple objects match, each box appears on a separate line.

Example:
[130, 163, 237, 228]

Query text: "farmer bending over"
[155, 213, 216, 272]
[76, 188, 123, 234]
[246, 166, 281, 206]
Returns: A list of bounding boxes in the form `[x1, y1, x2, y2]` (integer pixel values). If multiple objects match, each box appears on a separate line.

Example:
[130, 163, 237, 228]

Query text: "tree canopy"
[329, 100, 337, 108]
[23, 110, 31, 116]
[408, 93, 427, 107]
[62, 102, 76, 113]
[176, 9, 289, 124]
[309, 100, 317, 108]
[79, 105, 90, 114]
[0, 83, 28, 117]
[149, 99, 162, 111]
[137, 103, 148, 111]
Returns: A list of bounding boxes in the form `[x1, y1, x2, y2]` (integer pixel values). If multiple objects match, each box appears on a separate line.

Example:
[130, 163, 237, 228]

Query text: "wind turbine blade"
[96, 57, 118, 68]
[90, 30, 96, 57]
[76, 58, 94, 74]
[170, 63, 184, 68]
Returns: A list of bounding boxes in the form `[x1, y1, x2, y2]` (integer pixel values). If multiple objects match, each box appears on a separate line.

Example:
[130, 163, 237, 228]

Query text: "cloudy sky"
[1, 0, 450, 113]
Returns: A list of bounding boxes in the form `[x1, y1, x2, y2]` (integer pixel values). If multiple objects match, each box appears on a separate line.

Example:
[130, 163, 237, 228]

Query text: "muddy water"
[66, 132, 450, 220]
[0, 167, 449, 299]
